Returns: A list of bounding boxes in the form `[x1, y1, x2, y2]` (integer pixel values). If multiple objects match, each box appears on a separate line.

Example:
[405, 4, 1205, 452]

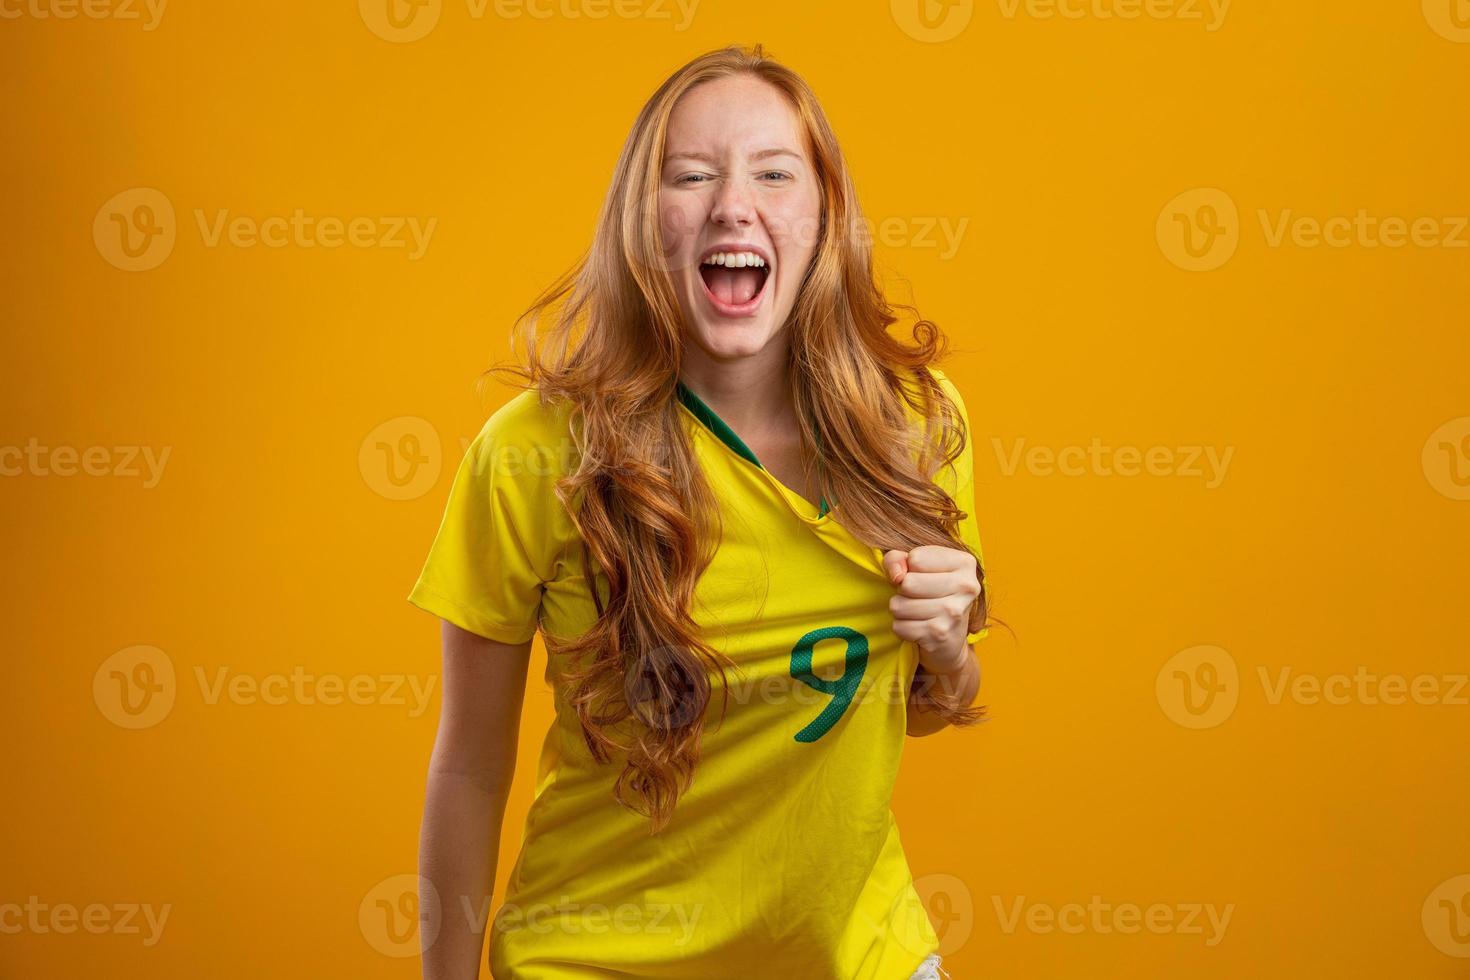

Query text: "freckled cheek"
[659, 198, 707, 268]
[763, 197, 823, 284]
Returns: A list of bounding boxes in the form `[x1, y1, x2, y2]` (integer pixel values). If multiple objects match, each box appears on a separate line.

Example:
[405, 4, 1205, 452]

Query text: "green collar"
[675, 380, 830, 518]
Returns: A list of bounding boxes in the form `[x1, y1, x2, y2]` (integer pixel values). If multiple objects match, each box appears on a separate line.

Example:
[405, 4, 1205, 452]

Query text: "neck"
[677, 348, 795, 443]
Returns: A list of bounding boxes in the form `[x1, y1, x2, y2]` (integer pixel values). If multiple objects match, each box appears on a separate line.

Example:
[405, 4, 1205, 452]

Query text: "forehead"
[664, 75, 806, 159]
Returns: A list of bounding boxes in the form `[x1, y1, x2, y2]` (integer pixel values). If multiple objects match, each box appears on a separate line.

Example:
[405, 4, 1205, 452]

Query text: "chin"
[687, 318, 778, 360]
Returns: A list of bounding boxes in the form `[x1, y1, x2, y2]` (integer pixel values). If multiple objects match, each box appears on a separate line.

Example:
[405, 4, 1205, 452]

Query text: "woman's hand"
[883, 545, 981, 675]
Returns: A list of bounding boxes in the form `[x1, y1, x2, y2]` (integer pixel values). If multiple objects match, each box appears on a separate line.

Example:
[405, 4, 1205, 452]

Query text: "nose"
[709, 175, 755, 229]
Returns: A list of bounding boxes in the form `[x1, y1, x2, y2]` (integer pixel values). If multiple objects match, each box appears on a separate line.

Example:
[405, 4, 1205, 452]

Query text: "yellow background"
[4, 1, 1468, 976]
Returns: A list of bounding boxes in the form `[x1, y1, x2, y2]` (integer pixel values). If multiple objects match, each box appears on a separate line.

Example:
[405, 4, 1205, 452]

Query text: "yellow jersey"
[408, 367, 986, 979]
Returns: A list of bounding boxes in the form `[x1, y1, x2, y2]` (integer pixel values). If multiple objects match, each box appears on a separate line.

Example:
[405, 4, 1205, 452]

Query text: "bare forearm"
[420, 769, 510, 980]
[906, 644, 980, 737]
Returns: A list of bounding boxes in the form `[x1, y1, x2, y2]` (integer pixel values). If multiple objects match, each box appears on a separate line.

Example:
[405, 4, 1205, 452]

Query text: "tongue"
[704, 266, 764, 305]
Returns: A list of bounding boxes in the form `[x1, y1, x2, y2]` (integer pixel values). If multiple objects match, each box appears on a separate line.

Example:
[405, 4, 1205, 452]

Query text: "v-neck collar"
[675, 379, 831, 519]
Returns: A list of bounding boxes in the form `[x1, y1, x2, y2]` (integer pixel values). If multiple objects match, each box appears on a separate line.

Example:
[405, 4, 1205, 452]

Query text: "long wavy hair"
[482, 43, 993, 834]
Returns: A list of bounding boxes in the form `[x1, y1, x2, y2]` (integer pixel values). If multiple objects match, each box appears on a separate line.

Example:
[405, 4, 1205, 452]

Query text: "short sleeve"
[406, 391, 569, 645]
[930, 369, 990, 645]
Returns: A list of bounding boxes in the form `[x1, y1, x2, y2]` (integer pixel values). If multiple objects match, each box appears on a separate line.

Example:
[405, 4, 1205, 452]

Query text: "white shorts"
[907, 952, 952, 979]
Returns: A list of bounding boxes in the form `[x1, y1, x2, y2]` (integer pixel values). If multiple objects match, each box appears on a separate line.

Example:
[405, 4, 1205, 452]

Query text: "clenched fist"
[883, 545, 982, 675]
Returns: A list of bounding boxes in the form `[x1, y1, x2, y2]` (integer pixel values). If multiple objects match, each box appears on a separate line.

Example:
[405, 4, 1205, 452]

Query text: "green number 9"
[789, 626, 868, 743]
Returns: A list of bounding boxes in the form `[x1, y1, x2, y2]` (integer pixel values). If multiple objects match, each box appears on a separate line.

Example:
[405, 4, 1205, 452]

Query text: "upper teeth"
[703, 251, 766, 268]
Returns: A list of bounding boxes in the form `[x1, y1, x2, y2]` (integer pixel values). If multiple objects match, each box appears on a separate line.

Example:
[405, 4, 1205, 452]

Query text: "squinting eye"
[760, 171, 791, 181]
[676, 174, 710, 185]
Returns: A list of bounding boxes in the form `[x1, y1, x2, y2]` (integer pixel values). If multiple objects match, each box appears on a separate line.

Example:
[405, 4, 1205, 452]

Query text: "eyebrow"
[664, 148, 804, 166]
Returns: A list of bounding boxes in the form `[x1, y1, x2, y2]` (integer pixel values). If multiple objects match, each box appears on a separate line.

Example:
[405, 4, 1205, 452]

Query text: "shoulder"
[926, 366, 970, 421]
[450, 388, 582, 565]
[465, 388, 579, 483]
[929, 365, 963, 408]
[896, 365, 971, 427]
[892, 366, 975, 494]
[476, 387, 576, 442]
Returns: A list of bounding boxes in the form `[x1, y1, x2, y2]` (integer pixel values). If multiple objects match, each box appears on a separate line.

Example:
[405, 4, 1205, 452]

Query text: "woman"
[410, 44, 989, 980]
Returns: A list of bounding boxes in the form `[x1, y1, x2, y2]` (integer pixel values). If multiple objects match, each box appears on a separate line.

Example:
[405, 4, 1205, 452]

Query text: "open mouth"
[698, 248, 771, 315]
